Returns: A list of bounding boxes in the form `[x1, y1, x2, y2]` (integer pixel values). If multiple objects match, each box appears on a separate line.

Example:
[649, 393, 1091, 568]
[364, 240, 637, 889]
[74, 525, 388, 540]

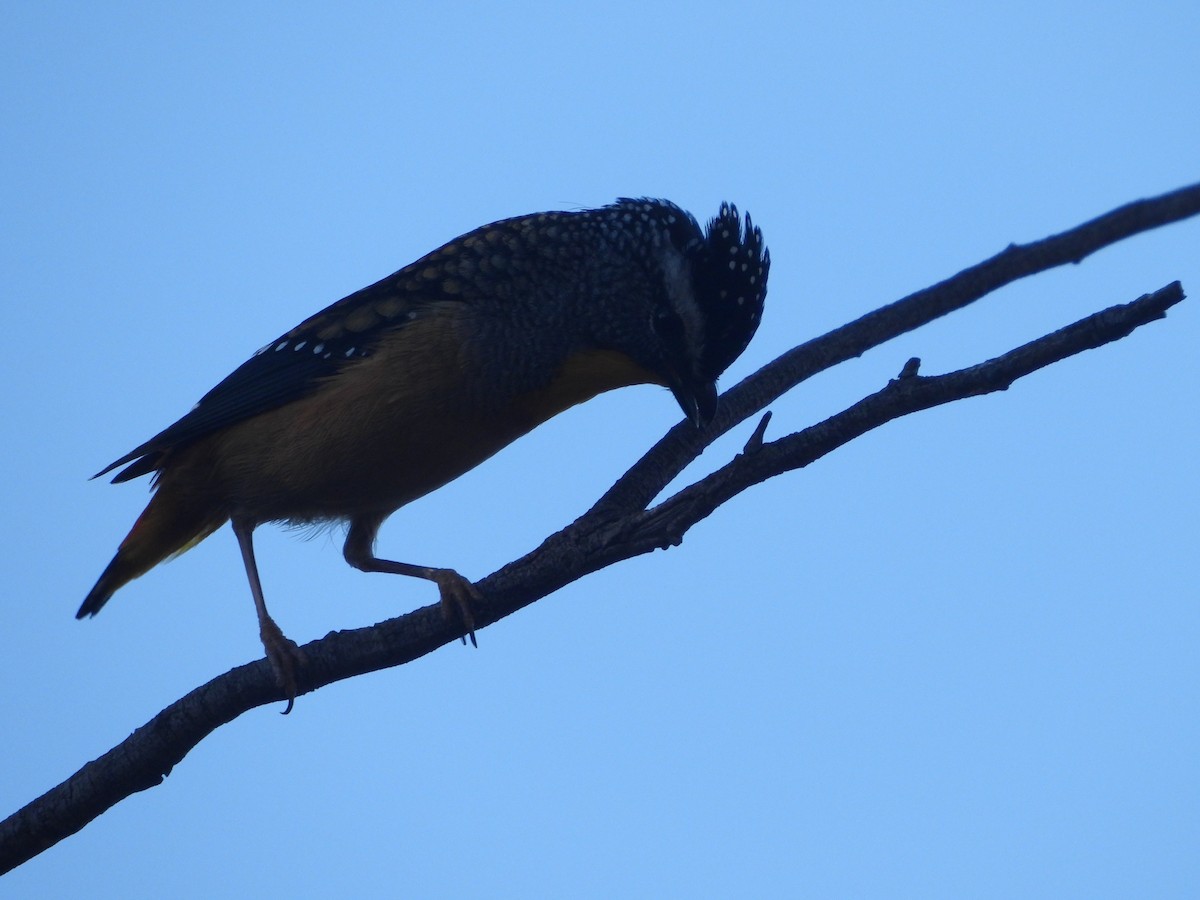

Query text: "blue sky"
[3, 3, 1198, 897]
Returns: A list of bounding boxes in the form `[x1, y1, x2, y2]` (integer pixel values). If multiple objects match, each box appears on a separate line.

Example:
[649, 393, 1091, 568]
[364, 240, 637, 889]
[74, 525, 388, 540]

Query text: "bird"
[80, 197, 770, 711]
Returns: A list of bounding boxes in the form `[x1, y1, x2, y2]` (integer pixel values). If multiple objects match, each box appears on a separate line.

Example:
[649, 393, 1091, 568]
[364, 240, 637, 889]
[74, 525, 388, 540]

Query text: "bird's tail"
[78, 486, 227, 618]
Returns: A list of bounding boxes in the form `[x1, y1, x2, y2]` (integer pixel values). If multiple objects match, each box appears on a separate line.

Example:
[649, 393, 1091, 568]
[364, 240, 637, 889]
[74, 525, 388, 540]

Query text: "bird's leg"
[232, 517, 305, 713]
[370, 562, 480, 648]
[344, 520, 479, 647]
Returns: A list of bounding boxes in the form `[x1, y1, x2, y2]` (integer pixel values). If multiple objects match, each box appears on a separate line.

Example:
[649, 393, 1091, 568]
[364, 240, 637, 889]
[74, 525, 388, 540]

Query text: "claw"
[259, 616, 306, 714]
[430, 569, 481, 647]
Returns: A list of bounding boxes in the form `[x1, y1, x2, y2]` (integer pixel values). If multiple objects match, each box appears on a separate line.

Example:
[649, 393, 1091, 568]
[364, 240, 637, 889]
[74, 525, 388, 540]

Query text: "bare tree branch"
[2, 183, 1197, 876]
[473, 283, 1184, 596]
[583, 282, 1184, 562]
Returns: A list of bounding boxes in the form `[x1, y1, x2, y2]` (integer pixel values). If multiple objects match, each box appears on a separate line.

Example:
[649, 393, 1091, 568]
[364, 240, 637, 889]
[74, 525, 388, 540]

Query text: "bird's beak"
[670, 377, 719, 428]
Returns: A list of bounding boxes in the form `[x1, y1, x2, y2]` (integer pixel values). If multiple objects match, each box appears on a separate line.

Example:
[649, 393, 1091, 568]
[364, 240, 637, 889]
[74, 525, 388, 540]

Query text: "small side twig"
[743, 412, 773, 454]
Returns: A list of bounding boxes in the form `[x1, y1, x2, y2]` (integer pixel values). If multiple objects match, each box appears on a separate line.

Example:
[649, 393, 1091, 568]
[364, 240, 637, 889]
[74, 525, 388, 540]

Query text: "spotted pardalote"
[81, 197, 769, 710]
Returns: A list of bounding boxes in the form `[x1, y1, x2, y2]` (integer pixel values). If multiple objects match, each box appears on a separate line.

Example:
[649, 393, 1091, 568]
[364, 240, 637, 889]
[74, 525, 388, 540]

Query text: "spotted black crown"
[606, 197, 769, 382]
[692, 203, 769, 381]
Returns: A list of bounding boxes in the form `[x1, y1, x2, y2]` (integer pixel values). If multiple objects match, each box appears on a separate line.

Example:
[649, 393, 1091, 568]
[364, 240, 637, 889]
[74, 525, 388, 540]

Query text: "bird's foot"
[429, 569, 481, 648]
[259, 616, 307, 714]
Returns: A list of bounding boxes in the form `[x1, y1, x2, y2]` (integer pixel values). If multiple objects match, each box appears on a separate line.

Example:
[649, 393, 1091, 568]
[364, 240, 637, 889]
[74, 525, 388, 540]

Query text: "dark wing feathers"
[98, 346, 358, 483]
[96, 269, 440, 483]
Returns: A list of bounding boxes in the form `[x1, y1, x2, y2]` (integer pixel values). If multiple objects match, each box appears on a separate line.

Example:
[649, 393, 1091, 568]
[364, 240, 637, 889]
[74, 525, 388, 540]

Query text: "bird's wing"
[96, 208, 560, 483]
[97, 268, 444, 483]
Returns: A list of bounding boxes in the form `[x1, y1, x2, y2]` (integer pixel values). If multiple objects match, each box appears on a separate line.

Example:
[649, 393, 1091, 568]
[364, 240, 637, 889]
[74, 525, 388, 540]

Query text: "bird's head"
[619, 198, 769, 427]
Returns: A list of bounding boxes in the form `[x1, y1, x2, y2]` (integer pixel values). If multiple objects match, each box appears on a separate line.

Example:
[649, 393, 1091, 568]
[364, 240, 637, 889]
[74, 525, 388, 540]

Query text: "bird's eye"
[653, 310, 685, 343]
